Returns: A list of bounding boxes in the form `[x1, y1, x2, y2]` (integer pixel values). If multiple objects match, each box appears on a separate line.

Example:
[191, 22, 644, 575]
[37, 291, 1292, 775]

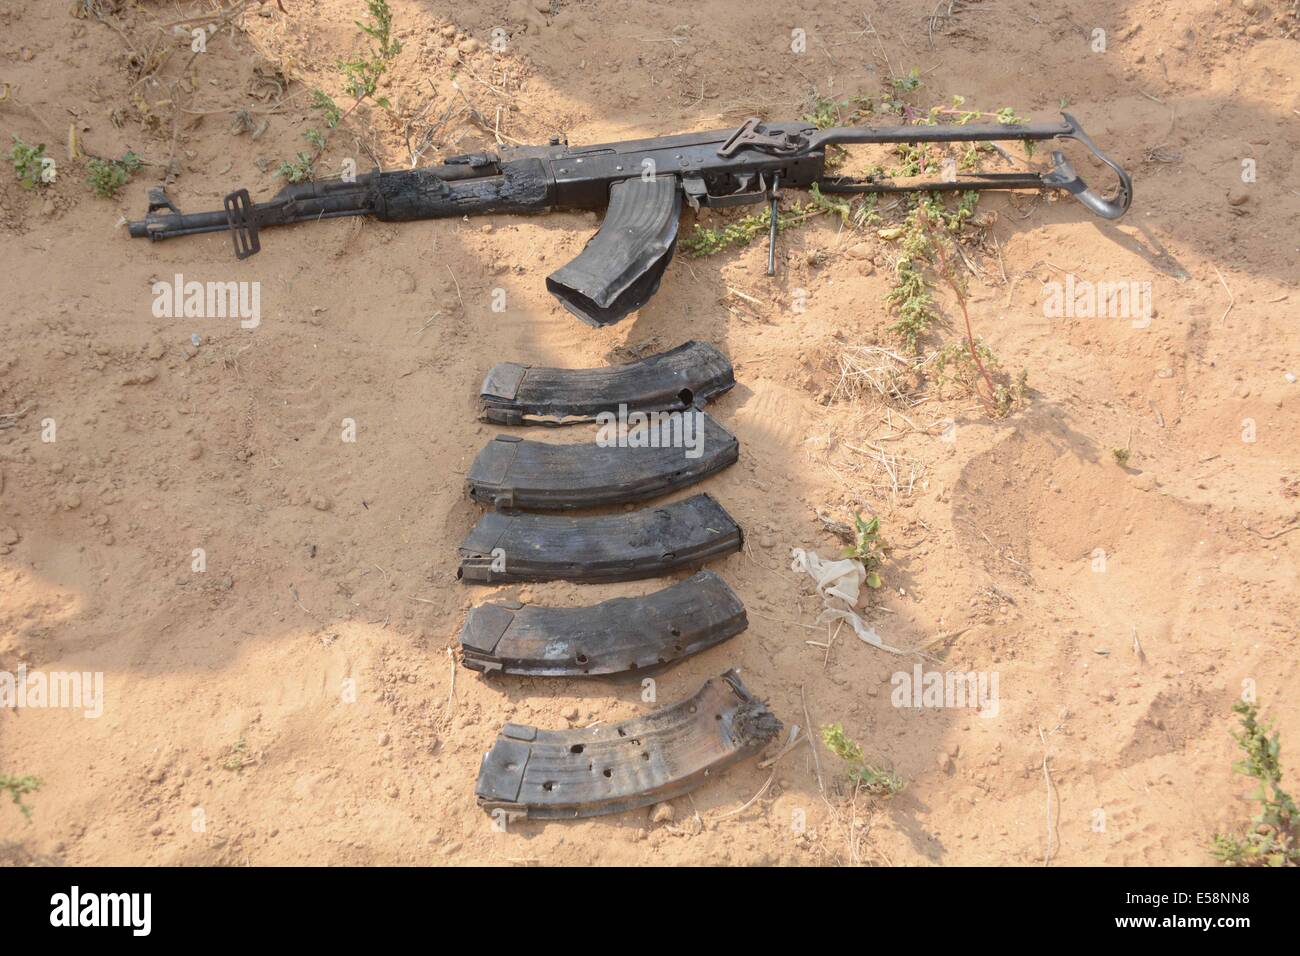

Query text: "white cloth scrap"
[789, 548, 902, 654]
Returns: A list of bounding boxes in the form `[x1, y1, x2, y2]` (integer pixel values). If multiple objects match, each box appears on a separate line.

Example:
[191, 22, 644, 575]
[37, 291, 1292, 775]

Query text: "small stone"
[186, 443, 203, 460]
[378, 731, 391, 746]
[650, 801, 675, 824]
[459, 37, 481, 55]
[62, 493, 82, 511]
[311, 496, 332, 511]
[0, 526, 18, 546]
[1130, 471, 1157, 492]
[120, 368, 158, 386]
[561, 706, 579, 722]
[1227, 186, 1251, 207]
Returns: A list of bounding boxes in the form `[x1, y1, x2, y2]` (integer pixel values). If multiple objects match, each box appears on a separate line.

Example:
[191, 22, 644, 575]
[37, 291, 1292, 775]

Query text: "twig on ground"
[1212, 265, 1235, 323]
[1243, 516, 1300, 540]
[445, 647, 456, 711]
[802, 684, 824, 795]
[1039, 726, 1057, 866]
[824, 619, 843, 668]
[444, 265, 465, 314]
[289, 585, 315, 618]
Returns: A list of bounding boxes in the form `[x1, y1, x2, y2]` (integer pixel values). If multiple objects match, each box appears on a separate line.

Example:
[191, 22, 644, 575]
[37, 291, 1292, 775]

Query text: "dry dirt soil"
[1, 0, 1298, 866]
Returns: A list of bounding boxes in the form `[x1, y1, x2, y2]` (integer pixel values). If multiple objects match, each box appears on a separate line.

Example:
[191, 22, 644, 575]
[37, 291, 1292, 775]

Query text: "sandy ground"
[1, 0, 1297, 865]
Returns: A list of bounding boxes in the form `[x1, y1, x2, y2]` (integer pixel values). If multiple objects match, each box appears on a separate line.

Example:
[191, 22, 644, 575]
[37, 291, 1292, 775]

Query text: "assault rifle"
[128, 113, 1131, 327]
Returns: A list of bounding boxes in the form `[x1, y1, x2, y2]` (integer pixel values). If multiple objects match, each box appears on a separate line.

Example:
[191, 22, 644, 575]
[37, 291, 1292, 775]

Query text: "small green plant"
[680, 208, 773, 256]
[880, 193, 976, 353]
[821, 724, 904, 796]
[8, 136, 52, 189]
[278, 152, 316, 184]
[995, 368, 1030, 416]
[885, 204, 940, 352]
[806, 181, 852, 223]
[917, 201, 1031, 418]
[891, 68, 922, 95]
[679, 201, 828, 257]
[85, 151, 141, 198]
[285, 0, 402, 177]
[222, 737, 248, 772]
[853, 193, 882, 229]
[804, 95, 840, 131]
[803, 93, 873, 130]
[1111, 446, 1131, 466]
[338, 0, 402, 107]
[1, 773, 43, 819]
[310, 88, 343, 129]
[843, 514, 887, 589]
[879, 68, 924, 115]
[1211, 701, 1299, 867]
[932, 338, 1026, 415]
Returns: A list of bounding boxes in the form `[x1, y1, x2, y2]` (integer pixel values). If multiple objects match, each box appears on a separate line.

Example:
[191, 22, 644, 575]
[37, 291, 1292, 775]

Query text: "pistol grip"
[546, 177, 682, 327]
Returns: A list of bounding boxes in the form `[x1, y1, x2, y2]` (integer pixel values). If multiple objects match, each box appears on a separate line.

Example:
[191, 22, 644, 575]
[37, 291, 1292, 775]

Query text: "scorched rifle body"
[127, 113, 1131, 327]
